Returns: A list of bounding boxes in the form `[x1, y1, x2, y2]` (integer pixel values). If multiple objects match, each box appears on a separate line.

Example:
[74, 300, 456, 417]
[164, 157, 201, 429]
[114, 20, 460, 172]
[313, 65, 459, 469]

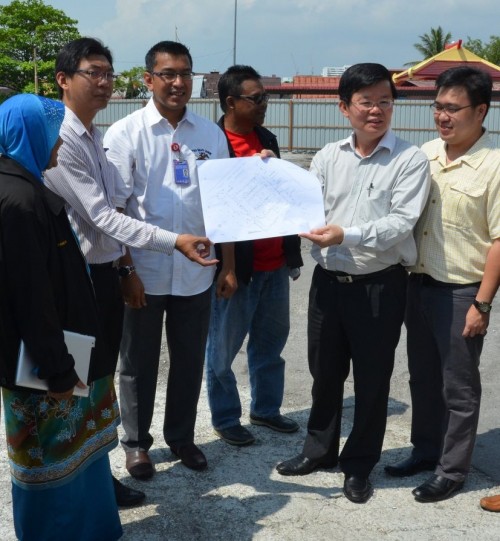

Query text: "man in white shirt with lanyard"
[103, 40, 232, 479]
[44, 37, 216, 504]
[276, 63, 430, 504]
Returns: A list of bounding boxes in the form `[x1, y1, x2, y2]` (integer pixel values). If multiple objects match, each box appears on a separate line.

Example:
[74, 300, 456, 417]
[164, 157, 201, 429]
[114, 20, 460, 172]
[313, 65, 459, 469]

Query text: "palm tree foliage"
[405, 26, 452, 66]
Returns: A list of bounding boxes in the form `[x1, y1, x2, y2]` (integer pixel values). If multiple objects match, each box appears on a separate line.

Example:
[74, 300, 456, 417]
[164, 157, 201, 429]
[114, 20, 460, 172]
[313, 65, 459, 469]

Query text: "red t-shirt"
[225, 129, 285, 272]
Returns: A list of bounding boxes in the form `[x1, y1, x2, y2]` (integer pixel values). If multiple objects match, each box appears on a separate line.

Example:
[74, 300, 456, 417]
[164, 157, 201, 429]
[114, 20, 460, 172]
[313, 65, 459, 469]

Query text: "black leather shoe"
[384, 456, 436, 477]
[113, 476, 146, 507]
[343, 475, 373, 503]
[276, 453, 336, 476]
[250, 414, 299, 433]
[171, 442, 208, 471]
[214, 425, 255, 446]
[412, 474, 464, 502]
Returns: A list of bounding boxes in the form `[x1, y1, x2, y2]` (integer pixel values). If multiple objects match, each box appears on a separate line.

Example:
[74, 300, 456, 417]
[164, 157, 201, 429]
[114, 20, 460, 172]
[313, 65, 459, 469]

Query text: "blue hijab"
[0, 94, 65, 181]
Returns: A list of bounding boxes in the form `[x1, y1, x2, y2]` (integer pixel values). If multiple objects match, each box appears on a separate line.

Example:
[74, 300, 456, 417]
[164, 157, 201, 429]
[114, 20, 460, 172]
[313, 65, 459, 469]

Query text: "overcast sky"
[4, 0, 500, 76]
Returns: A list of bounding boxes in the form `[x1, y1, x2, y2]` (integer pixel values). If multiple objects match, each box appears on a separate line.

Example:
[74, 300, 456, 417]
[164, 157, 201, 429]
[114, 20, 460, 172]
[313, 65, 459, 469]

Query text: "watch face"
[474, 300, 492, 313]
[118, 266, 130, 277]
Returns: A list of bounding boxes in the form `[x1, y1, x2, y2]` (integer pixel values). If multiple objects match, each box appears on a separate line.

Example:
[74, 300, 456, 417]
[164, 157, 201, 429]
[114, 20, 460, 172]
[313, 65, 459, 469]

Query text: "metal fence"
[95, 98, 500, 151]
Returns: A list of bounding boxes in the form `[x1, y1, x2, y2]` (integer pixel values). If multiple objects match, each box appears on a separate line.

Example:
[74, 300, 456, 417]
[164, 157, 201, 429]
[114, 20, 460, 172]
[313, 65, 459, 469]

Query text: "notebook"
[15, 331, 95, 398]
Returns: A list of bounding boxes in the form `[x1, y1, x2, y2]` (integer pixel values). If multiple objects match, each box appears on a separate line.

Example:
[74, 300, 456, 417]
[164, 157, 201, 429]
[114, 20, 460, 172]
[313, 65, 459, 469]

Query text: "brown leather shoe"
[125, 450, 155, 480]
[480, 494, 500, 512]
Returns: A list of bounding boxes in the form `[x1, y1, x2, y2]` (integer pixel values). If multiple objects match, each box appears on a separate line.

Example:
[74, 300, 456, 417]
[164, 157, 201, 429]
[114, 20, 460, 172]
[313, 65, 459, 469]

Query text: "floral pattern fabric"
[2, 375, 119, 490]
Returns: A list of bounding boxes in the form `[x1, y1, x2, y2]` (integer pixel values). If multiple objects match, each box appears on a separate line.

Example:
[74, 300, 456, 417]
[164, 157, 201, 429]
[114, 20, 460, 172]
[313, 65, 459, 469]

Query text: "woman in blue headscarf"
[0, 94, 122, 541]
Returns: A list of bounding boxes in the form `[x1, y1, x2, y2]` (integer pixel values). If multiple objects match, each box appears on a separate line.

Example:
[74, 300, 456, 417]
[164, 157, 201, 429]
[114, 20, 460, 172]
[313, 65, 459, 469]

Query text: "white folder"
[15, 331, 95, 398]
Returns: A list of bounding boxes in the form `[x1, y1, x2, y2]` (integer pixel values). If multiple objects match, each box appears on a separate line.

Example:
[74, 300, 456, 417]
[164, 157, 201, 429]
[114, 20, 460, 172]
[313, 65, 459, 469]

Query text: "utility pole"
[33, 46, 38, 94]
[233, 0, 237, 65]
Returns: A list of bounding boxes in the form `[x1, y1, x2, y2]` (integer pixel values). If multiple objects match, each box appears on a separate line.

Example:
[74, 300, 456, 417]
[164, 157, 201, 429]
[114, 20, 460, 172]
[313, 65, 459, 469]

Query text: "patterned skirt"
[2, 375, 120, 489]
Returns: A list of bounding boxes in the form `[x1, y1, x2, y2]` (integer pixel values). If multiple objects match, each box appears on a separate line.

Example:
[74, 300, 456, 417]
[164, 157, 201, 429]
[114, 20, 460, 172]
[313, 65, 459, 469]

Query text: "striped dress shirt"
[310, 129, 431, 274]
[44, 108, 177, 264]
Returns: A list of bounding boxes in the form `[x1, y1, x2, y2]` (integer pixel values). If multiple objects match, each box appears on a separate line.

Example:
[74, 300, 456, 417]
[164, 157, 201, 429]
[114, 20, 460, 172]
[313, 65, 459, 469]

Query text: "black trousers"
[303, 264, 407, 477]
[88, 263, 124, 379]
[119, 288, 211, 451]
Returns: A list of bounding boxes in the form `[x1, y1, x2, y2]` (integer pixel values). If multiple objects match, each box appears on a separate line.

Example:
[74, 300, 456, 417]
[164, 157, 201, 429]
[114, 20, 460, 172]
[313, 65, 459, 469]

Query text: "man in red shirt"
[206, 65, 303, 445]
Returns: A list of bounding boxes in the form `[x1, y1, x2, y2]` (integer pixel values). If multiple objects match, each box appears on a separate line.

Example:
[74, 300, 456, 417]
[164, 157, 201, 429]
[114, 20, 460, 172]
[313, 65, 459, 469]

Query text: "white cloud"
[44, 0, 500, 76]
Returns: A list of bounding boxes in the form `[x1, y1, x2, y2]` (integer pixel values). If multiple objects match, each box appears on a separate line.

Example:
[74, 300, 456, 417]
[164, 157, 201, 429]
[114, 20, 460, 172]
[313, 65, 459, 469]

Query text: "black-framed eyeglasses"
[150, 71, 195, 82]
[231, 93, 270, 105]
[74, 69, 118, 82]
[430, 102, 474, 115]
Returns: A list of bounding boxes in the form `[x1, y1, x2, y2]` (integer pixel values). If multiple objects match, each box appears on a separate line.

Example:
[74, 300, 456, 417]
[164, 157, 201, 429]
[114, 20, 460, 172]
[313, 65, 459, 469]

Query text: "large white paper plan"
[197, 157, 325, 243]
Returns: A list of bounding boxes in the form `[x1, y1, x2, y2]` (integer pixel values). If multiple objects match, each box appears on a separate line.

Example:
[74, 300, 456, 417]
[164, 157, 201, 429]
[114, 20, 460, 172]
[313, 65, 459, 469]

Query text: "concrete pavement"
[1, 239, 500, 540]
[1, 150, 500, 539]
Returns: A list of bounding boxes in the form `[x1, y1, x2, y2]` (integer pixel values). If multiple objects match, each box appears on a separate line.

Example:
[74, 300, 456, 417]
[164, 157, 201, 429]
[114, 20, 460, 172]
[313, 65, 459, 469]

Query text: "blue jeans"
[206, 266, 290, 430]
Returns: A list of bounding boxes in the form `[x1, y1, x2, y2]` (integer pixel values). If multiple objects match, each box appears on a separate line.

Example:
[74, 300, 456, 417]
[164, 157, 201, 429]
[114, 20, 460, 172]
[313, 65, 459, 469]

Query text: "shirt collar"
[64, 107, 96, 139]
[144, 98, 194, 129]
[433, 129, 492, 170]
[340, 129, 395, 156]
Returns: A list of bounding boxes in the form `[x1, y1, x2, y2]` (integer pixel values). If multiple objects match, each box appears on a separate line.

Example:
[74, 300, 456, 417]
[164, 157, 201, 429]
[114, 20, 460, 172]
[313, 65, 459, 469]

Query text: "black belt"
[320, 264, 402, 283]
[410, 273, 480, 288]
[89, 261, 117, 269]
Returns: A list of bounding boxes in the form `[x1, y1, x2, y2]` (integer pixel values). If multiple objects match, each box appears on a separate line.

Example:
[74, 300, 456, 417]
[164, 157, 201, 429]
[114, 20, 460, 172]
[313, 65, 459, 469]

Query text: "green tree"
[0, 0, 80, 96]
[115, 67, 149, 99]
[465, 35, 500, 66]
[405, 26, 452, 66]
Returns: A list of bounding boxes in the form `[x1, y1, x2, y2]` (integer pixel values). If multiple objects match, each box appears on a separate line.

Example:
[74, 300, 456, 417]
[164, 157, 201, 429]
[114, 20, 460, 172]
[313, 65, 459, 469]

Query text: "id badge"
[174, 159, 190, 185]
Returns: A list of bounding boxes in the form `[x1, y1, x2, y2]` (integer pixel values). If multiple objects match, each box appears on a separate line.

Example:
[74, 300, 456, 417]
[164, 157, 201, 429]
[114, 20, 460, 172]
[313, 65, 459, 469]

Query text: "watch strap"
[473, 299, 492, 313]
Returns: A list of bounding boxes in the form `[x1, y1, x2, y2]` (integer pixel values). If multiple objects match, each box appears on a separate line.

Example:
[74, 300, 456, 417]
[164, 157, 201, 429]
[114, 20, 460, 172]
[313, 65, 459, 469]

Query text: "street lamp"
[233, 0, 237, 65]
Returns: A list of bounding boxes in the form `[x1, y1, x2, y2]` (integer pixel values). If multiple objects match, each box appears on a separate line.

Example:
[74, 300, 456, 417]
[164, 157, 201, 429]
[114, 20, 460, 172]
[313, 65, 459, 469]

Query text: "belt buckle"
[336, 275, 353, 284]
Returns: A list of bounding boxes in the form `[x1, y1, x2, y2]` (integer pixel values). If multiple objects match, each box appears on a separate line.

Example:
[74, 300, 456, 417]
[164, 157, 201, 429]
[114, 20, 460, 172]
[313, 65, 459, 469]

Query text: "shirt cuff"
[156, 230, 178, 255]
[341, 227, 362, 247]
[114, 197, 128, 209]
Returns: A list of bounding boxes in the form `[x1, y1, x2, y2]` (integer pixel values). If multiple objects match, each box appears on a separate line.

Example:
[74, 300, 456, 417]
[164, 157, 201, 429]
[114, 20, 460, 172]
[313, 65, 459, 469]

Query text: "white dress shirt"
[310, 129, 431, 274]
[103, 99, 230, 296]
[44, 108, 177, 264]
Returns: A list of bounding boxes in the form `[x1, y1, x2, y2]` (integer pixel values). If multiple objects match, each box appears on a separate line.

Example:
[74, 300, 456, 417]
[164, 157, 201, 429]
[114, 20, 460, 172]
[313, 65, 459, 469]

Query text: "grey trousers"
[406, 274, 483, 482]
[119, 288, 211, 452]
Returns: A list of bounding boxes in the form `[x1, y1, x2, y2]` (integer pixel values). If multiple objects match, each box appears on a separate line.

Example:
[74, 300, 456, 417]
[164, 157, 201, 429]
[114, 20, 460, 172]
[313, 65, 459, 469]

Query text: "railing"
[95, 99, 500, 151]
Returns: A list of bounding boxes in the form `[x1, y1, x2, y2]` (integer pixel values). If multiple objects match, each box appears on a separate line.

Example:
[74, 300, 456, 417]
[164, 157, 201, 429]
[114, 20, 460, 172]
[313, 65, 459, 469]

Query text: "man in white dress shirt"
[103, 40, 232, 478]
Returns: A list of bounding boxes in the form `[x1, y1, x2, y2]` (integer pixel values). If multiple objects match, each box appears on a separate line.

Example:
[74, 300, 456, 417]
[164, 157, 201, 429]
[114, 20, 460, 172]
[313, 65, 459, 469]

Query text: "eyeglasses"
[150, 71, 195, 82]
[232, 93, 270, 105]
[430, 102, 474, 115]
[350, 100, 394, 112]
[74, 69, 118, 82]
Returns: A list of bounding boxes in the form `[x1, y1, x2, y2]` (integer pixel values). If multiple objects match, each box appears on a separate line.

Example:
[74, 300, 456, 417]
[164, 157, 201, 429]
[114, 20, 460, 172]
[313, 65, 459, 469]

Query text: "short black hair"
[55, 37, 113, 99]
[339, 63, 397, 104]
[436, 66, 492, 115]
[218, 65, 261, 112]
[145, 41, 193, 73]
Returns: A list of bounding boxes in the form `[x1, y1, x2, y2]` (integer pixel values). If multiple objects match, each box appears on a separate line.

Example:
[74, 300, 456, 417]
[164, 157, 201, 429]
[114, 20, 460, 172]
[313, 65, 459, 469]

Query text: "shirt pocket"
[442, 181, 486, 228]
[358, 188, 392, 222]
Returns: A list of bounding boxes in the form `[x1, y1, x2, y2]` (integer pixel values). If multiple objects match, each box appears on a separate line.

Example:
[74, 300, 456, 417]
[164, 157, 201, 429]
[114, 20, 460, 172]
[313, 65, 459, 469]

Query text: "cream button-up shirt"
[410, 131, 500, 284]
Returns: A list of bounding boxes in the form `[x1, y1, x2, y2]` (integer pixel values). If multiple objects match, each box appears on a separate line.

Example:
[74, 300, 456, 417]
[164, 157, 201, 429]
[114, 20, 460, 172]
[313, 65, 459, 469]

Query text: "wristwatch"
[118, 265, 135, 278]
[473, 299, 492, 313]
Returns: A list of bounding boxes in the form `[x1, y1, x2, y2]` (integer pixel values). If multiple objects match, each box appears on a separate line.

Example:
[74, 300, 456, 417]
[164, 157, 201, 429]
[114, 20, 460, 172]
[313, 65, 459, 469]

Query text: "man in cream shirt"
[385, 67, 500, 505]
